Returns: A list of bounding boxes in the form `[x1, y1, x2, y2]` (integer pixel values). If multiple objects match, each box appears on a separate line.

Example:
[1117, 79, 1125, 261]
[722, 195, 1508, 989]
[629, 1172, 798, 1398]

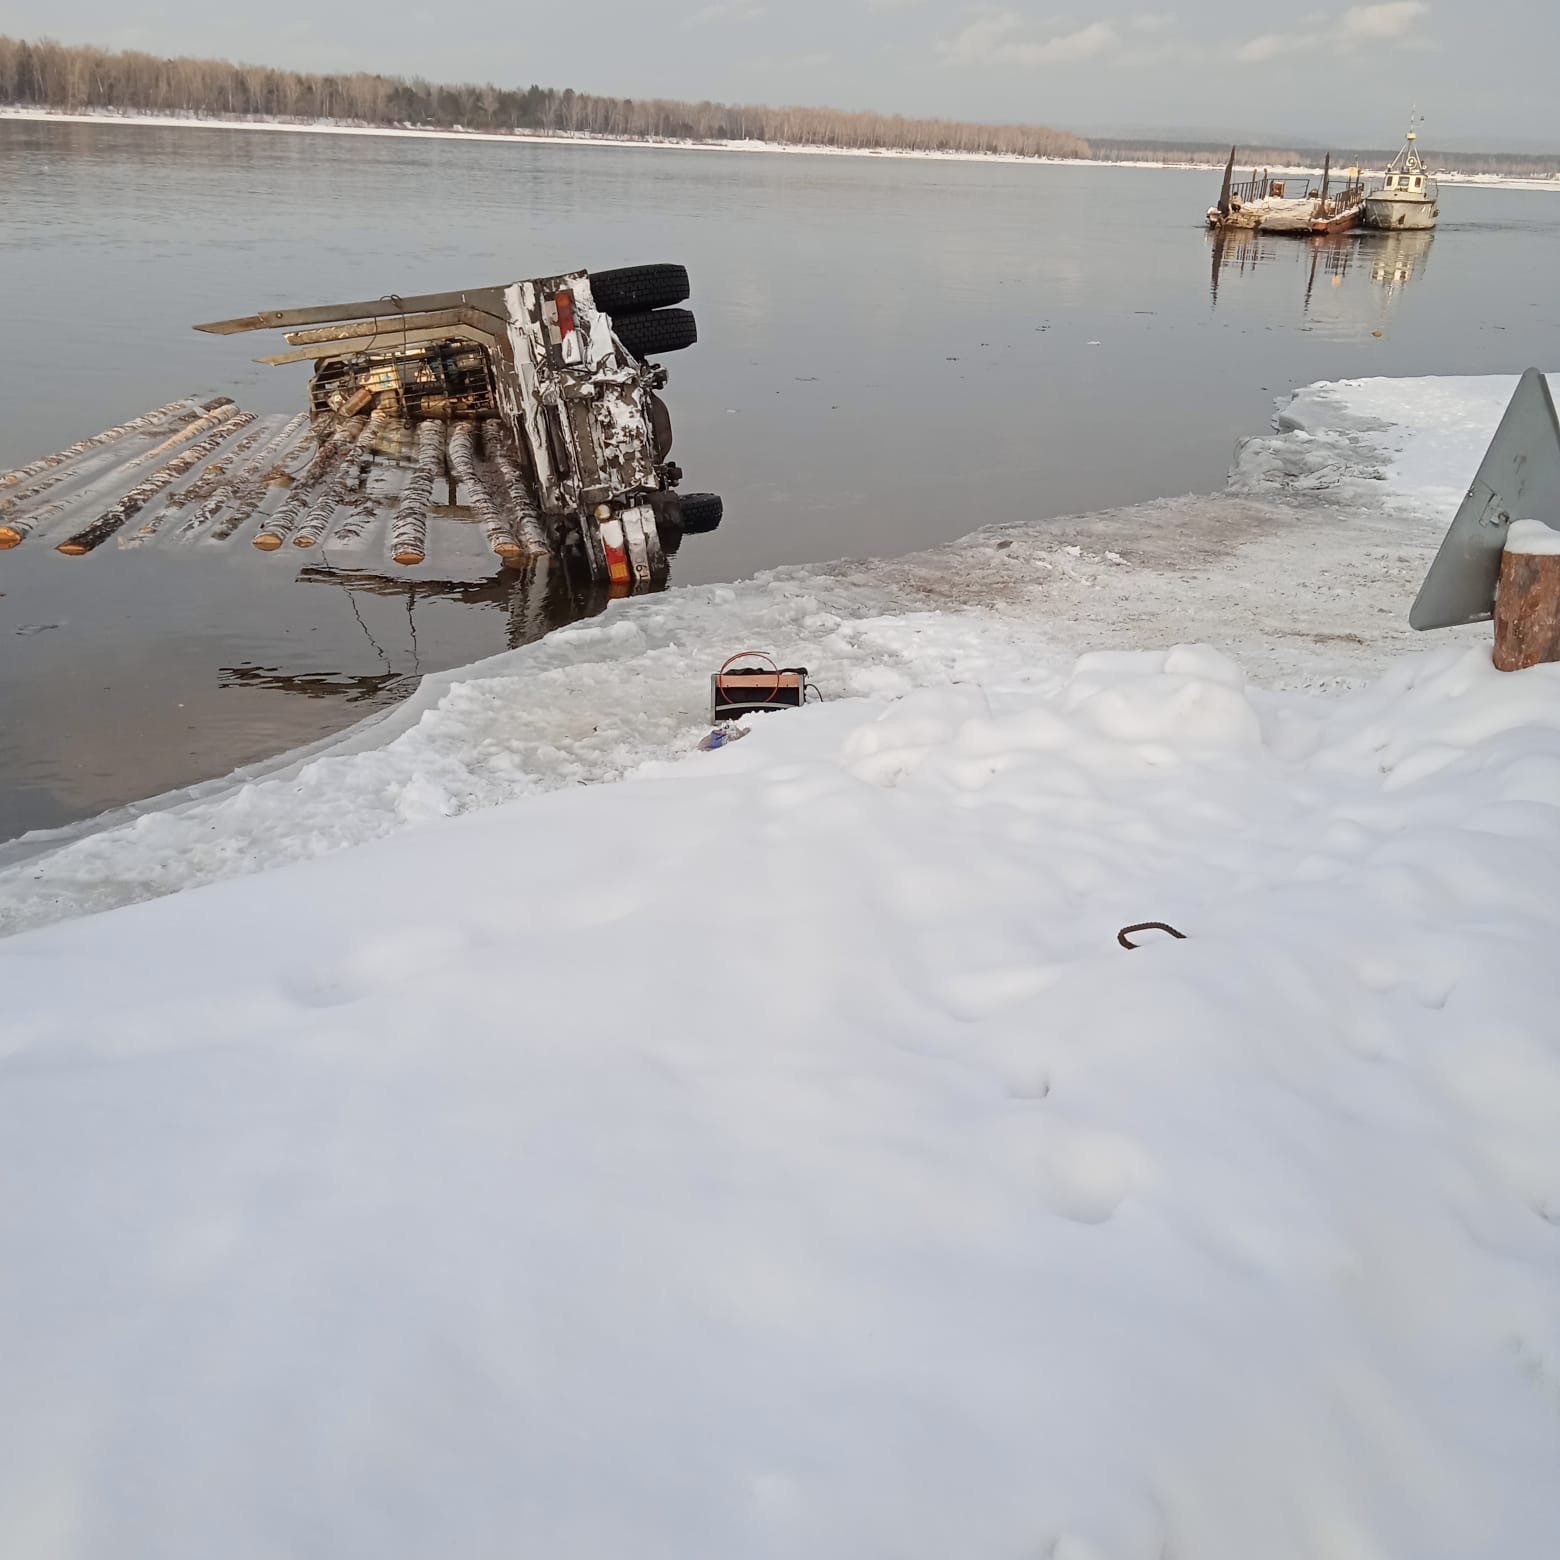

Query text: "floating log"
[390, 421, 446, 566]
[0, 399, 191, 490]
[293, 414, 385, 547]
[56, 413, 255, 555]
[489, 435, 553, 559]
[124, 422, 271, 544]
[201, 415, 312, 544]
[1493, 520, 1560, 671]
[140, 400, 238, 463]
[328, 418, 403, 547]
[1, 402, 224, 544]
[446, 421, 523, 562]
[252, 418, 362, 550]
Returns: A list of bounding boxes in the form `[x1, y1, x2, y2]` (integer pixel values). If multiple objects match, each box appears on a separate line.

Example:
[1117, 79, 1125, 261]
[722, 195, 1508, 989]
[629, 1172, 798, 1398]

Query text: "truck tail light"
[600, 516, 631, 588]
[554, 289, 576, 341]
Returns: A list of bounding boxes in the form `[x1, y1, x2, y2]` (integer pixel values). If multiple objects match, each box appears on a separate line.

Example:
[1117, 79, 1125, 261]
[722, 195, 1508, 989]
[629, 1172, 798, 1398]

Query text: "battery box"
[710, 665, 810, 721]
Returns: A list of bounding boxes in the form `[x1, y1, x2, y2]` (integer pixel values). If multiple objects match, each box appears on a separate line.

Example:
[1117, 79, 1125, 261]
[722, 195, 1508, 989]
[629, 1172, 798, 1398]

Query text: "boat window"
[1412, 176, 1422, 188]
[1398, 176, 1411, 188]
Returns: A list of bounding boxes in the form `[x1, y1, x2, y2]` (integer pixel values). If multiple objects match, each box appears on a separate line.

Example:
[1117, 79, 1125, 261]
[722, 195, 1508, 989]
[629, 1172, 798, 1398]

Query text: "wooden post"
[1494, 520, 1560, 671]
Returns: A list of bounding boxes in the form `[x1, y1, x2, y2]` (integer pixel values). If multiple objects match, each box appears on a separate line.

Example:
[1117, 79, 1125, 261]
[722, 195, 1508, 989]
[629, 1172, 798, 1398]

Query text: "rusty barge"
[1207, 150, 1367, 236]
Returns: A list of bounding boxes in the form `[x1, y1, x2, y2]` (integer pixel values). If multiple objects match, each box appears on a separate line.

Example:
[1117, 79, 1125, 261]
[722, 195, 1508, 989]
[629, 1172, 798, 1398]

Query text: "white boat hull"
[1363, 194, 1439, 231]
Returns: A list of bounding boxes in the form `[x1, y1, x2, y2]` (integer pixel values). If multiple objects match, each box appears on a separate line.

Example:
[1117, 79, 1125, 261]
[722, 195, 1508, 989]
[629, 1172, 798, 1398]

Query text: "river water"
[3, 118, 1559, 839]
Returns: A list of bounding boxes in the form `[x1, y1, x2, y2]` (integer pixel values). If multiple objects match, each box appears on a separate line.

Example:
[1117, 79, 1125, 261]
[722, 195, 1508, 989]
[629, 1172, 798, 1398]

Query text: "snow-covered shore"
[0, 371, 1548, 934]
[3, 374, 1560, 1558]
[4, 105, 1556, 191]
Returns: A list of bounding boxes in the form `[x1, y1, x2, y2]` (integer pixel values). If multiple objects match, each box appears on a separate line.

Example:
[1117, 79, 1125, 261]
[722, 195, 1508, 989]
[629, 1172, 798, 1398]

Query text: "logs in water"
[328, 417, 403, 547]
[0, 399, 191, 491]
[56, 413, 256, 555]
[188, 415, 312, 544]
[125, 423, 271, 544]
[0, 399, 230, 549]
[252, 418, 364, 550]
[1493, 519, 1560, 671]
[490, 438, 552, 560]
[389, 421, 446, 566]
[446, 421, 523, 563]
[293, 414, 386, 548]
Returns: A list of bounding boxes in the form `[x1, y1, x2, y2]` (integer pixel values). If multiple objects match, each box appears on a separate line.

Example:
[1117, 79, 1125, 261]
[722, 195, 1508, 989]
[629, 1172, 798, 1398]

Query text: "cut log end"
[1493, 544, 1560, 672]
[0, 528, 23, 550]
[392, 548, 426, 567]
[292, 535, 318, 548]
[55, 542, 88, 557]
[252, 534, 285, 552]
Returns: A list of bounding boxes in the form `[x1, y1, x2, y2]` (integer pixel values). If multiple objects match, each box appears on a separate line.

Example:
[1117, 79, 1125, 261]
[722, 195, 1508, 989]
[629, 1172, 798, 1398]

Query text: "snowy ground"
[1, 370, 1545, 935]
[4, 375, 1560, 1557]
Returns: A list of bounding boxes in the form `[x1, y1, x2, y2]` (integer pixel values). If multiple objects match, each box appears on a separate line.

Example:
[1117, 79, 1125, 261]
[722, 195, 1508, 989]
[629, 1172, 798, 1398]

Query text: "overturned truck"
[0, 264, 721, 593]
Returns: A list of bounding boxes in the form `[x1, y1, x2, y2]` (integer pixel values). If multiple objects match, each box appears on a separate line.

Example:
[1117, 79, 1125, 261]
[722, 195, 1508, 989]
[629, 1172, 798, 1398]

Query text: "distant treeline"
[0, 37, 1091, 160]
[5, 38, 1553, 176]
[1090, 137, 1559, 180]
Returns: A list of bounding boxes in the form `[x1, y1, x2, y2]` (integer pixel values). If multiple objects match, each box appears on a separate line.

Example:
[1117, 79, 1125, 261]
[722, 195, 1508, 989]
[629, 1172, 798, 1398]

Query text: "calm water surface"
[3, 120, 1559, 838]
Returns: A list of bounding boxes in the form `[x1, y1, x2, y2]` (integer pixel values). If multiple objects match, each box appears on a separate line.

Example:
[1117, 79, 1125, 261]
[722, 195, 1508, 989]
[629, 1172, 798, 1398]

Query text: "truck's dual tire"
[651, 491, 722, 555]
[678, 492, 722, 535]
[591, 263, 690, 314]
[613, 308, 698, 361]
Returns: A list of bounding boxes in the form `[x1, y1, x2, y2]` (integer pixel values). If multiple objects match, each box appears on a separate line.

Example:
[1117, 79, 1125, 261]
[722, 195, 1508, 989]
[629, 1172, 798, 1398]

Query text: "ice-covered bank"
[4, 638, 1560, 1559]
[4, 374, 1560, 1555]
[0, 370, 1552, 935]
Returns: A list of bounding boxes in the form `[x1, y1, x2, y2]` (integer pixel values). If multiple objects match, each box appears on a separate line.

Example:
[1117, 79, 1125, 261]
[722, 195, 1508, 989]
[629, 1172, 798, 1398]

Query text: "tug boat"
[1363, 124, 1440, 231]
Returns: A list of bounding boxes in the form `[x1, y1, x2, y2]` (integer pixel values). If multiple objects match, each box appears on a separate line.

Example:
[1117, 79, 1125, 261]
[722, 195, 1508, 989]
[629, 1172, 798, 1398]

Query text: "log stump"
[1494, 520, 1560, 671]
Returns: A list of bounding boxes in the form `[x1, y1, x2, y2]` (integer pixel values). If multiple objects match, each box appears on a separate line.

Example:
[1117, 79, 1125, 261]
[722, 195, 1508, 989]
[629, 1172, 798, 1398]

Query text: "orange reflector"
[555, 289, 576, 339]
[601, 516, 629, 585]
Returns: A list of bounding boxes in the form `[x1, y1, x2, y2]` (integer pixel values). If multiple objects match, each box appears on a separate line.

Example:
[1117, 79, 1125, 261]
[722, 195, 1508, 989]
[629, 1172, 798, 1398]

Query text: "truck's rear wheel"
[613, 308, 698, 360]
[591, 264, 690, 314]
[678, 492, 723, 535]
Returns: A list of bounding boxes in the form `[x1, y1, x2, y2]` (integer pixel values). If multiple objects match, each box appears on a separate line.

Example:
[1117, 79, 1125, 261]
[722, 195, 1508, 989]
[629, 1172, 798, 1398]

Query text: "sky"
[9, 0, 1555, 148]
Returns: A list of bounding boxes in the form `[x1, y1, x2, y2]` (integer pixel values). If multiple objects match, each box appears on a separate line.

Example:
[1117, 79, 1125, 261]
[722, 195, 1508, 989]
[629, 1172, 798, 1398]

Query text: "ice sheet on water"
[0, 370, 1547, 935]
[1230, 372, 1560, 517]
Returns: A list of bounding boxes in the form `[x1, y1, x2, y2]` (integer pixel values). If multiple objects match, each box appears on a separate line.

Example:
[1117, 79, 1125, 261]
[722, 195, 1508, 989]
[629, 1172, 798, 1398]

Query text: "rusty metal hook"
[1117, 922, 1187, 950]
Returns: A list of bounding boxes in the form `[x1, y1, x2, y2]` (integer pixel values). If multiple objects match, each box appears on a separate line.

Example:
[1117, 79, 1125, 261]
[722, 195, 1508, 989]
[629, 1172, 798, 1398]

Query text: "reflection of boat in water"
[1207, 149, 1366, 235]
[1368, 227, 1435, 291]
[1209, 222, 1434, 332]
[1363, 122, 1440, 230]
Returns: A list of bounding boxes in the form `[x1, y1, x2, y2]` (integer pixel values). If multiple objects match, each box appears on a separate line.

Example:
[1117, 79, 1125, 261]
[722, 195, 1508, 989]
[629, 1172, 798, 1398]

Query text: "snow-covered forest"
[0, 36, 1091, 159]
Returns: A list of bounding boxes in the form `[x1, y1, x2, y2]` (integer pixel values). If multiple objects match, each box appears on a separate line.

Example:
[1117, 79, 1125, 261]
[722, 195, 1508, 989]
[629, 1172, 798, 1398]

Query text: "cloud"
[1339, 0, 1426, 39]
[1236, 0, 1426, 61]
[687, 0, 765, 21]
[865, 0, 925, 10]
[940, 13, 1120, 67]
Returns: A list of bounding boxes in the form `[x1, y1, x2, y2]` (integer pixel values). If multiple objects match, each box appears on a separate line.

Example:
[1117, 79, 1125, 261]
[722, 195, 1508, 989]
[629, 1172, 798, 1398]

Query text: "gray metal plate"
[1411, 369, 1560, 630]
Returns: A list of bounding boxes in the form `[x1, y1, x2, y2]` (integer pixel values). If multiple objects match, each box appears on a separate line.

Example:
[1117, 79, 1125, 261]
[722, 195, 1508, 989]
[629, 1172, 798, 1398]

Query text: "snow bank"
[10, 366, 1549, 935]
[0, 481, 1488, 936]
[1231, 372, 1560, 517]
[3, 642, 1560, 1559]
